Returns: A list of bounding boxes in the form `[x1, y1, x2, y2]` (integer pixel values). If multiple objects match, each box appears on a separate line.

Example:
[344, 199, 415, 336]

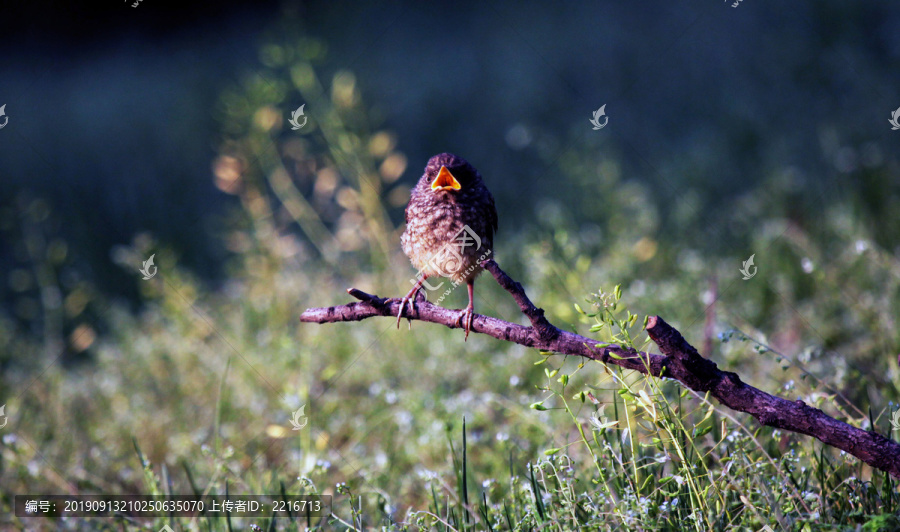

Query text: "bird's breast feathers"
[402, 201, 494, 282]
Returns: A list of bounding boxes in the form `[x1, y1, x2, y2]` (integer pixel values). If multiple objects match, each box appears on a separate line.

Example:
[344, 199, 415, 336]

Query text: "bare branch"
[300, 259, 900, 479]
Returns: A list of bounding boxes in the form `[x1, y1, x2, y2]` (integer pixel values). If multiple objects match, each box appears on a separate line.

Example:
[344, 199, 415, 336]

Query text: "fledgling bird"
[398, 153, 498, 340]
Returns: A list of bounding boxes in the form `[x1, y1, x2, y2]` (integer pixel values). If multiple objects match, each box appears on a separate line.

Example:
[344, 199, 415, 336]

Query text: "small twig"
[300, 259, 900, 479]
[347, 288, 386, 305]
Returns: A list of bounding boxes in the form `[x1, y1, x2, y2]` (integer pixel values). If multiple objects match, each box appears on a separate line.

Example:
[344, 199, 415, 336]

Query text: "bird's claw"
[396, 296, 415, 329]
[396, 286, 424, 330]
[457, 306, 475, 341]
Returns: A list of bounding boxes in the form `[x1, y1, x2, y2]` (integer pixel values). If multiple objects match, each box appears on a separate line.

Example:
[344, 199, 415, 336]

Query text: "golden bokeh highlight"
[633, 237, 658, 262]
[379, 153, 407, 183]
[265, 425, 291, 439]
[331, 71, 359, 108]
[368, 132, 396, 158]
[213, 156, 243, 195]
[253, 106, 282, 132]
[69, 324, 96, 353]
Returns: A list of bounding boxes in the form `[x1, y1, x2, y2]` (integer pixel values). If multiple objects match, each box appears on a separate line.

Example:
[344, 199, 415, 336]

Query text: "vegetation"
[2, 27, 899, 531]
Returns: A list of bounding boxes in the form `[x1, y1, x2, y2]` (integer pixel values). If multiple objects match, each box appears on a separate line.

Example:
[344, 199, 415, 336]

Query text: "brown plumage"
[397, 153, 498, 339]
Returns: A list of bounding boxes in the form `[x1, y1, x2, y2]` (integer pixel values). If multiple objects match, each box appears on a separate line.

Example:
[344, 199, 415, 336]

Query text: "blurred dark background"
[1, 0, 899, 321]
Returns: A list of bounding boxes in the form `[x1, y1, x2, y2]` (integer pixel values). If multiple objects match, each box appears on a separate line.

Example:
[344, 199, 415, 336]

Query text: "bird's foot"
[396, 285, 424, 330]
[457, 305, 475, 341]
[396, 297, 414, 330]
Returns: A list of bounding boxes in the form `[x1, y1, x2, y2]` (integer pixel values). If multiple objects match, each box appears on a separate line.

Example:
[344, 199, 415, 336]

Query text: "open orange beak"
[430, 166, 462, 191]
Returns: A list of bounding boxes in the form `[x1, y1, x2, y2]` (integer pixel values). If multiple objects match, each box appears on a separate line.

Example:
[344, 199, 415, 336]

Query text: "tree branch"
[301, 259, 900, 479]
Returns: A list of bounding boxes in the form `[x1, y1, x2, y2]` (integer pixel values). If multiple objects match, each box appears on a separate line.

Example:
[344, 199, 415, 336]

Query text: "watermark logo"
[409, 225, 493, 304]
[159, 526, 174, 532]
[740, 254, 757, 280]
[288, 105, 308, 130]
[589, 105, 608, 130]
[289, 404, 308, 430]
[0, 104, 8, 129]
[891, 409, 900, 432]
[139, 254, 157, 280]
[0, 404, 7, 429]
[410, 225, 483, 292]
[890, 106, 900, 130]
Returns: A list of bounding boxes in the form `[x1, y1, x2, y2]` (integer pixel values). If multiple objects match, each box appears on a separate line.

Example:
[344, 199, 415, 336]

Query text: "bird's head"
[424, 153, 479, 194]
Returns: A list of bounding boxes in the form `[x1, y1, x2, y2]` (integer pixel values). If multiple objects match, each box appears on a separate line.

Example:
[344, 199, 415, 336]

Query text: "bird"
[397, 153, 498, 340]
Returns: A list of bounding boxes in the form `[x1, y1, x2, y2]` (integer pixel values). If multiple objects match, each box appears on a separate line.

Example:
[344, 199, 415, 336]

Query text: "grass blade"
[463, 417, 470, 528]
